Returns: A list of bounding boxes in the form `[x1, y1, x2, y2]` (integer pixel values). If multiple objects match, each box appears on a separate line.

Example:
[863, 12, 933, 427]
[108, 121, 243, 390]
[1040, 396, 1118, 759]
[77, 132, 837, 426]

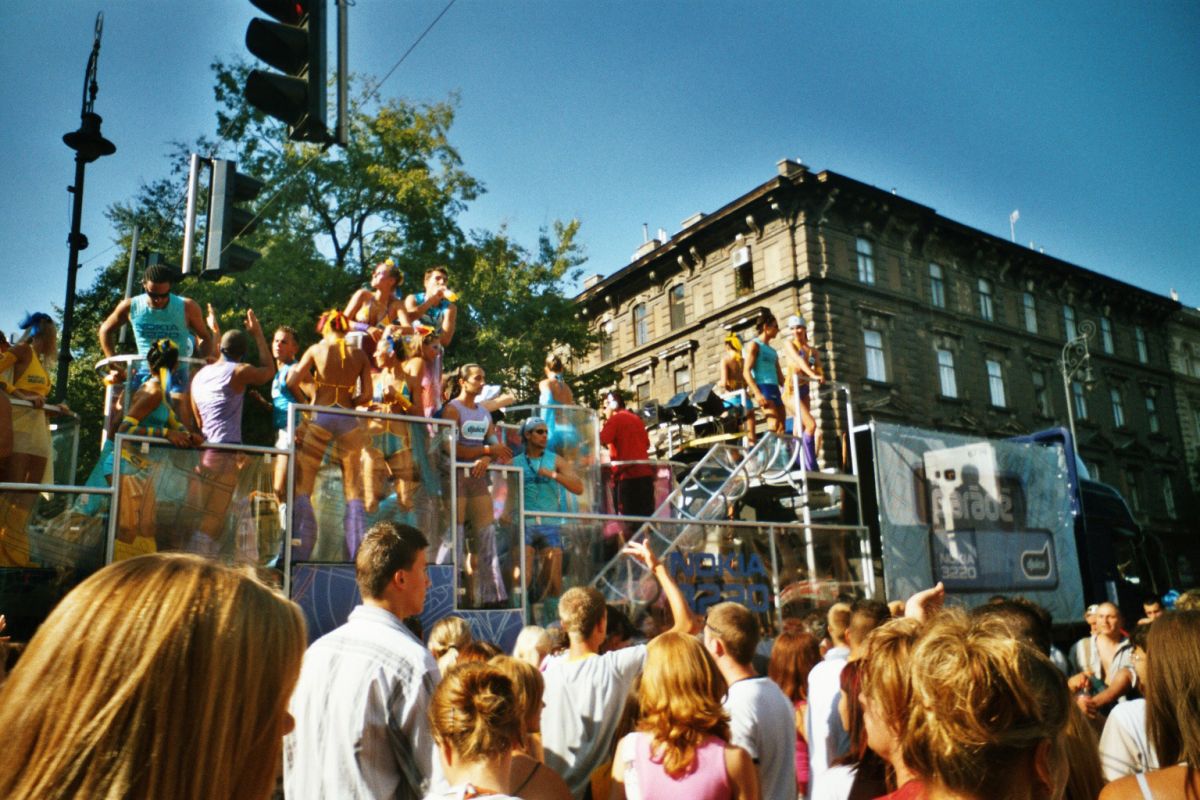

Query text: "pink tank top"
[633, 733, 731, 800]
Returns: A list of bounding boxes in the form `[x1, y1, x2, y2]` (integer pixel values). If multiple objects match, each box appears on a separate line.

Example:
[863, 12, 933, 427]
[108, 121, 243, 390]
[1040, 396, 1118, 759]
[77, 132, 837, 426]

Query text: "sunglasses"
[146, 290, 170, 300]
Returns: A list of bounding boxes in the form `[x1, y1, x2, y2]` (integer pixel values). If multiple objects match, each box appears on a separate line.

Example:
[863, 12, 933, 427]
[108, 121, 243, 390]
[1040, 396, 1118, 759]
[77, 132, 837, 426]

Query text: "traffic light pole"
[336, 0, 348, 146]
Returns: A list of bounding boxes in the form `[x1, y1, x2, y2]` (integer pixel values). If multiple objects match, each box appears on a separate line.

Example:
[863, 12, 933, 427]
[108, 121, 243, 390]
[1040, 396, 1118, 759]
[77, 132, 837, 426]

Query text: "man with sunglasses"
[99, 263, 213, 429]
[509, 416, 583, 608]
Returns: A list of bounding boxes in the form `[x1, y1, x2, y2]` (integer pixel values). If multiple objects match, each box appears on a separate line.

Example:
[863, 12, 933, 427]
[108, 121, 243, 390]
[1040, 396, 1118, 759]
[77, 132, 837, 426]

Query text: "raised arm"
[233, 309, 276, 389]
[623, 539, 697, 636]
[183, 298, 214, 359]
[287, 347, 318, 402]
[98, 298, 133, 360]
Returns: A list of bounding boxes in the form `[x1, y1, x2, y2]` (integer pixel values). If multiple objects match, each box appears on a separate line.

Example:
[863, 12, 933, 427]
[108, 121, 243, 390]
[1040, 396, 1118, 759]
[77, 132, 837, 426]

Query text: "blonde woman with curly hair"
[0, 553, 306, 800]
[425, 661, 525, 799]
[611, 631, 760, 800]
[857, 617, 925, 799]
[903, 610, 1072, 800]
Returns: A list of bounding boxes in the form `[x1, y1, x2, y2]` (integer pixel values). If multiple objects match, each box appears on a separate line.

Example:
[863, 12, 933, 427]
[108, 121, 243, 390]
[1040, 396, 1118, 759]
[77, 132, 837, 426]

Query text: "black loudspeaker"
[638, 401, 660, 428]
[690, 382, 726, 418]
[661, 390, 698, 424]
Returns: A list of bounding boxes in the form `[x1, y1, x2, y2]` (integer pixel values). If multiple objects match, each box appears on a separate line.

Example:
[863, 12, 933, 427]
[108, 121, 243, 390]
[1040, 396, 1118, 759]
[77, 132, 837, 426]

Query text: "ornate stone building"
[574, 159, 1196, 584]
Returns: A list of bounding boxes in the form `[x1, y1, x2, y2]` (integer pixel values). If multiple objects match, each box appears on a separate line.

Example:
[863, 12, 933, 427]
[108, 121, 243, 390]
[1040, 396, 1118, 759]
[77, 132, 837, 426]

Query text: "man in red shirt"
[600, 391, 656, 547]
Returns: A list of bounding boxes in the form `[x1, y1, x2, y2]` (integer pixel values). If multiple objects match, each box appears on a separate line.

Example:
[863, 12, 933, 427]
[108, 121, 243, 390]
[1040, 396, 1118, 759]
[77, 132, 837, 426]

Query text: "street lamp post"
[56, 12, 116, 402]
[1060, 319, 1096, 471]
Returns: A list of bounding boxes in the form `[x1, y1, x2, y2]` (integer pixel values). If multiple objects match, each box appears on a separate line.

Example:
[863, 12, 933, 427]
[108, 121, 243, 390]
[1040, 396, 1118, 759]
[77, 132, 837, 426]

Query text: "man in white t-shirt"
[705, 601, 797, 800]
[541, 540, 694, 799]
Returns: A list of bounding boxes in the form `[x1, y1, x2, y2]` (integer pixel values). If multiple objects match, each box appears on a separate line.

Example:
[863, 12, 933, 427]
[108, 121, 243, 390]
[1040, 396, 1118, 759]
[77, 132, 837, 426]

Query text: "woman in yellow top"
[0, 313, 69, 566]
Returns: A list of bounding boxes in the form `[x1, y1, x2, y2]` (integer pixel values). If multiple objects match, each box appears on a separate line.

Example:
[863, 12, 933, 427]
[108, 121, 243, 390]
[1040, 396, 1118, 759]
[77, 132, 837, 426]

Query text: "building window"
[1032, 371, 1052, 416]
[633, 303, 649, 347]
[864, 329, 887, 382]
[986, 359, 1006, 407]
[929, 263, 945, 308]
[856, 237, 875, 285]
[673, 365, 691, 395]
[1110, 388, 1126, 427]
[936, 348, 958, 398]
[1135, 325, 1149, 363]
[635, 381, 650, 405]
[1072, 380, 1088, 420]
[1063, 305, 1077, 341]
[1163, 477, 1177, 519]
[978, 279, 994, 322]
[1125, 471, 1141, 512]
[1101, 317, 1114, 354]
[1146, 393, 1160, 433]
[599, 319, 614, 361]
[1022, 292, 1038, 334]
[668, 284, 686, 330]
[734, 259, 754, 296]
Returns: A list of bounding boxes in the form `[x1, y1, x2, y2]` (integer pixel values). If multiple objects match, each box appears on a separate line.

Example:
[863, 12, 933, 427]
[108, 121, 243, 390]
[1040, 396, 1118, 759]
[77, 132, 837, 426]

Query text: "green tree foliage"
[62, 62, 605, 480]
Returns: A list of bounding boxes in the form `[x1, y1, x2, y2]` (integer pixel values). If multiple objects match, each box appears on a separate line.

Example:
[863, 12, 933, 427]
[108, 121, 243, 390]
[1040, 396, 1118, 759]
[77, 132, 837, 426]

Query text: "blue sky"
[2, 1, 1198, 340]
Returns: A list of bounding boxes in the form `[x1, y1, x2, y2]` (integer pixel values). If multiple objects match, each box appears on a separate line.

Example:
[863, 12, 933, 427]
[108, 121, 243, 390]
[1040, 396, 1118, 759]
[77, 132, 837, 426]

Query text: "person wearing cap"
[509, 416, 583, 608]
[781, 312, 824, 470]
[99, 263, 213, 431]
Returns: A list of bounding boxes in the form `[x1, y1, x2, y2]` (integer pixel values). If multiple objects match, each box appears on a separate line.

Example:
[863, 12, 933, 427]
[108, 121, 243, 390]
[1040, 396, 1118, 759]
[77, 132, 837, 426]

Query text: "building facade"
[575, 160, 1196, 586]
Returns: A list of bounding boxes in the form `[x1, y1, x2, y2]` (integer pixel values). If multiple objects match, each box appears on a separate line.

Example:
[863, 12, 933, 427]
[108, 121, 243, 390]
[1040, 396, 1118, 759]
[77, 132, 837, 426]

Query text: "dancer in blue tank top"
[743, 310, 786, 435]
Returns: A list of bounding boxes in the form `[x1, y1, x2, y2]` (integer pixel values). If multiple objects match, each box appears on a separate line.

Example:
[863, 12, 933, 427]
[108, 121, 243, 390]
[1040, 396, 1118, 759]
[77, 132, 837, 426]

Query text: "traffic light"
[202, 159, 264, 280]
[244, 0, 328, 143]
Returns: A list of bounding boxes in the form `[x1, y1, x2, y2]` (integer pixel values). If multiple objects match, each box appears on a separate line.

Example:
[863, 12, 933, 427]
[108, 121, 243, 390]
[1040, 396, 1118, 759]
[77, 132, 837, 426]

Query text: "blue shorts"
[527, 523, 562, 550]
[724, 393, 755, 411]
[131, 364, 191, 395]
[312, 410, 360, 437]
[759, 384, 783, 408]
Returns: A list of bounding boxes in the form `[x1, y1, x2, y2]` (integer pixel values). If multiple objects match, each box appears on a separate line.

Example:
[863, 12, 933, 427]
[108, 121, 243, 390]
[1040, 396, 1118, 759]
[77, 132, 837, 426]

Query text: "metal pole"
[118, 225, 139, 346]
[56, 154, 88, 403]
[181, 155, 200, 276]
[336, 0, 349, 146]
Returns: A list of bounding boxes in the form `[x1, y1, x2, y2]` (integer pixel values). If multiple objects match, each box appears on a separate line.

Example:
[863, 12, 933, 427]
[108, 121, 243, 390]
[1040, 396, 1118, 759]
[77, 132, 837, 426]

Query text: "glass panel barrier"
[453, 463, 524, 613]
[0, 484, 112, 639]
[109, 435, 285, 577]
[593, 517, 875, 633]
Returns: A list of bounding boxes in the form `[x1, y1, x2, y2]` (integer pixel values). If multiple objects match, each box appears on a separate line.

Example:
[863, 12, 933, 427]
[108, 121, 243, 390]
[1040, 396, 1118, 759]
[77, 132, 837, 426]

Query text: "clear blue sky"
[2, 1, 1198, 341]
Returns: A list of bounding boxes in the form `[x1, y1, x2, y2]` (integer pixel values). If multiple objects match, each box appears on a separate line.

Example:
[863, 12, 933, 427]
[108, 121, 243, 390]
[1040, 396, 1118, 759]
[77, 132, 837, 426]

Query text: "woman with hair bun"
[903, 610, 1071, 800]
[490, 655, 572, 800]
[610, 631, 760, 800]
[0, 553, 306, 800]
[425, 661, 525, 799]
[1100, 609, 1200, 800]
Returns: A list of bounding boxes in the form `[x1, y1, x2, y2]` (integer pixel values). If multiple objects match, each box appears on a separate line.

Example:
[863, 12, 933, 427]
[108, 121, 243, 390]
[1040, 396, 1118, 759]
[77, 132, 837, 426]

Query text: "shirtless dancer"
[287, 310, 373, 560]
[781, 313, 825, 470]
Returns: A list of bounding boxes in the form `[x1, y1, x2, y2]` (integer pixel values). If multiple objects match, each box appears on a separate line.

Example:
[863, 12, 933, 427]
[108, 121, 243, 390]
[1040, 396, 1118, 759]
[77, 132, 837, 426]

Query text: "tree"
[62, 63, 604, 480]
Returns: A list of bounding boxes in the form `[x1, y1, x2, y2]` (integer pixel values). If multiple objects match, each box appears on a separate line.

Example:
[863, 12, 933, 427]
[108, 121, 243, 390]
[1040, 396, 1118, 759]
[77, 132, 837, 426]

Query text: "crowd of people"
[2, 529, 1198, 799]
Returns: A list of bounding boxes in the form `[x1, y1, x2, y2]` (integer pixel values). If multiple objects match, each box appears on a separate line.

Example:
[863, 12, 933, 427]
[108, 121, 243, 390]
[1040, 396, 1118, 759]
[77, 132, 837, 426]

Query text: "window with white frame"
[986, 359, 1006, 407]
[929, 264, 945, 308]
[1110, 388, 1126, 427]
[668, 284, 686, 330]
[936, 348, 958, 398]
[673, 364, 691, 395]
[1163, 477, 1177, 518]
[1072, 380, 1088, 420]
[633, 303, 649, 347]
[1125, 471, 1141, 511]
[978, 279, 995, 322]
[1135, 326, 1149, 363]
[1022, 292, 1038, 333]
[1063, 305, 1077, 340]
[1101, 317, 1114, 354]
[1146, 393, 1160, 433]
[1032, 370, 1052, 416]
[856, 237, 875, 285]
[599, 318, 615, 361]
[864, 329, 887, 382]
